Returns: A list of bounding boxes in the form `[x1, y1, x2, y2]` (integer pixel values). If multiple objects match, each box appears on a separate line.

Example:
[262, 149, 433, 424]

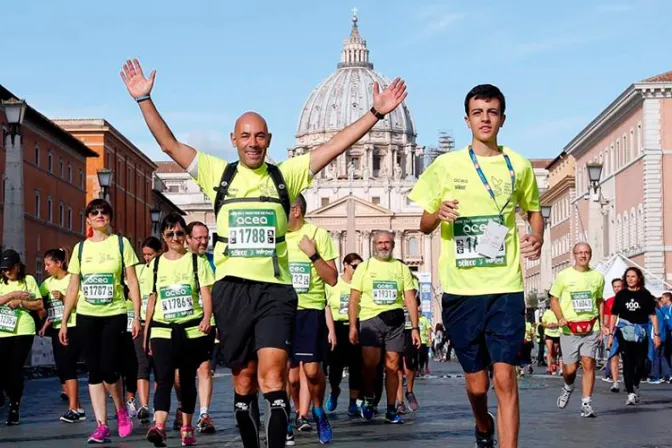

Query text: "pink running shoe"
[116, 407, 134, 438]
[181, 425, 197, 446]
[87, 423, 111, 444]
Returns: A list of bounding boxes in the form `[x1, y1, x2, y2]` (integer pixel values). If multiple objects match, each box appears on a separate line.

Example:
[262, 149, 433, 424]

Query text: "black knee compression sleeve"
[234, 393, 260, 448]
[264, 390, 289, 448]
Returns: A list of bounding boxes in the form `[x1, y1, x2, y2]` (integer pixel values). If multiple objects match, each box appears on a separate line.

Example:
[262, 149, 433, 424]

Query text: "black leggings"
[50, 327, 81, 381]
[618, 333, 649, 394]
[328, 321, 362, 393]
[403, 330, 419, 371]
[78, 314, 126, 385]
[121, 332, 138, 395]
[0, 335, 34, 404]
[133, 323, 152, 380]
[151, 336, 207, 414]
[418, 344, 429, 370]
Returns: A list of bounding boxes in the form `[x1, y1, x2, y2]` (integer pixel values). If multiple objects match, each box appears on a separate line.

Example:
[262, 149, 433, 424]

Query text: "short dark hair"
[160, 213, 187, 234]
[464, 84, 506, 115]
[623, 267, 645, 289]
[186, 221, 209, 237]
[85, 198, 114, 220]
[662, 292, 672, 301]
[44, 247, 69, 270]
[343, 253, 363, 266]
[141, 236, 162, 252]
[611, 278, 624, 286]
[293, 194, 307, 217]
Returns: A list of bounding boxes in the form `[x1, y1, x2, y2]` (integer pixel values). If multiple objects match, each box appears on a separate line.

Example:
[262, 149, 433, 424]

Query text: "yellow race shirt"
[145, 253, 215, 340]
[408, 147, 540, 296]
[549, 267, 605, 334]
[419, 315, 431, 345]
[69, 235, 139, 318]
[326, 276, 352, 322]
[542, 309, 561, 338]
[135, 263, 152, 321]
[40, 274, 78, 329]
[0, 275, 41, 338]
[351, 258, 414, 321]
[194, 152, 313, 285]
[525, 321, 534, 342]
[286, 221, 339, 310]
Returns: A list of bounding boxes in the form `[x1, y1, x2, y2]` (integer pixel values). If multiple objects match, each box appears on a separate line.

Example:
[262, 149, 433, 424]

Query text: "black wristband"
[309, 253, 321, 262]
[135, 94, 151, 103]
[411, 326, 420, 331]
[370, 106, 385, 120]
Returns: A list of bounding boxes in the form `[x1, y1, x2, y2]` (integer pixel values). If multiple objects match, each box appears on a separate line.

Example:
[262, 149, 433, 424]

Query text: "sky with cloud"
[1, 0, 670, 163]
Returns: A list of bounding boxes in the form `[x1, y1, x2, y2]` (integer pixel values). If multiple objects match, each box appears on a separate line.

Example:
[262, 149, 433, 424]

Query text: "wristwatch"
[370, 106, 385, 120]
[309, 253, 321, 263]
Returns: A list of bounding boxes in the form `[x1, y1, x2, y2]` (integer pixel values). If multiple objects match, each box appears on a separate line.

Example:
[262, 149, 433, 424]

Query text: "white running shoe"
[610, 382, 620, 393]
[557, 386, 574, 409]
[580, 402, 596, 418]
[126, 399, 138, 419]
[625, 393, 637, 405]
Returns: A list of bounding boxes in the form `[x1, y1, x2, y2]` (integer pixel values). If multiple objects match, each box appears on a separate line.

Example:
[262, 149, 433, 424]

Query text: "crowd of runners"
[0, 58, 668, 448]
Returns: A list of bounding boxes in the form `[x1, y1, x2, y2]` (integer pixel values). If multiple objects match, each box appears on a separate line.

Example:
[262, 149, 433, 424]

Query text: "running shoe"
[6, 404, 20, 426]
[173, 407, 183, 430]
[600, 375, 612, 383]
[146, 425, 167, 447]
[197, 413, 216, 433]
[180, 425, 197, 446]
[126, 398, 138, 419]
[405, 391, 420, 412]
[396, 401, 407, 415]
[286, 423, 296, 446]
[60, 409, 81, 423]
[313, 408, 333, 444]
[295, 415, 313, 432]
[326, 388, 340, 412]
[77, 409, 87, 421]
[384, 412, 404, 424]
[648, 378, 663, 384]
[347, 401, 360, 417]
[116, 407, 134, 438]
[87, 424, 111, 444]
[137, 406, 151, 424]
[360, 400, 375, 421]
[580, 401, 596, 418]
[474, 412, 496, 448]
[557, 386, 574, 409]
[625, 393, 637, 405]
[610, 382, 620, 393]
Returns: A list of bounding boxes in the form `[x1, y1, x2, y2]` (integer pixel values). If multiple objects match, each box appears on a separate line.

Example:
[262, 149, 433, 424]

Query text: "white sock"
[564, 383, 575, 391]
[581, 396, 591, 404]
[200, 407, 208, 416]
[77, 408, 85, 413]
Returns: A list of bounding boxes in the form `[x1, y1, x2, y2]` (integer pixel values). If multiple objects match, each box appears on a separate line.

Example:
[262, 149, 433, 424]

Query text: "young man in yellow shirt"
[122, 58, 407, 448]
[409, 85, 543, 448]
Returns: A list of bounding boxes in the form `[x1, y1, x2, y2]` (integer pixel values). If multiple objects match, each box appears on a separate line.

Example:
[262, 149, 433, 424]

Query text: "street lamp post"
[97, 169, 113, 202]
[585, 162, 609, 258]
[150, 206, 161, 237]
[539, 204, 552, 294]
[586, 163, 603, 196]
[1, 98, 28, 259]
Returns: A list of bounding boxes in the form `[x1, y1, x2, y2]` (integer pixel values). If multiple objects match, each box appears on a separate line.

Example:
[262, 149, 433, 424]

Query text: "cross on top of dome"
[338, 8, 373, 69]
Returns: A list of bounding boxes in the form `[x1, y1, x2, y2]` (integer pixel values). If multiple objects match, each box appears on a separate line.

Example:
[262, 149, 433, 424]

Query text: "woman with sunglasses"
[325, 253, 364, 416]
[38, 248, 86, 424]
[0, 249, 44, 425]
[59, 199, 142, 444]
[144, 213, 214, 447]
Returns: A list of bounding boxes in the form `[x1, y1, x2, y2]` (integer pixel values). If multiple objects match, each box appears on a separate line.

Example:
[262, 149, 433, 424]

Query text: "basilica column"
[405, 146, 413, 178]
[362, 231, 371, 259]
[368, 146, 374, 176]
[338, 154, 347, 178]
[393, 230, 402, 258]
[330, 231, 342, 270]
[391, 147, 397, 178]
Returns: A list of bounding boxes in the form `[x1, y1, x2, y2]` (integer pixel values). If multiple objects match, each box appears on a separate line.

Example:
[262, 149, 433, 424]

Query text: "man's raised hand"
[120, 59, 156, 99]
[372, 78, 407, 115]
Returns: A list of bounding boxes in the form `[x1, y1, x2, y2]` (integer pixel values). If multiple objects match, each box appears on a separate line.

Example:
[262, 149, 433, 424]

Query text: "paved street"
[2, 361, 672, 447]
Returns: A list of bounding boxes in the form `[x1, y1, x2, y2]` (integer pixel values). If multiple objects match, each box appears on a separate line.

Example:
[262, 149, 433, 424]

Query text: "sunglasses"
[349, 263, 361, 269]
[89, 209, 110, 217]
[164, 230, 186, 239]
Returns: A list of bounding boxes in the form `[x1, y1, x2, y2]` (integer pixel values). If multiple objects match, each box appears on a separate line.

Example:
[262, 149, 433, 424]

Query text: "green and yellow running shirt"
[419, 315, 431, 345]
[69, 235, 138, 317]
[0, 275, 41, 338]
[408, 147, 540, 296]
[286, 221, 338, 310]
[326, 276, 352, 322]
[351, 258, 414, 321]
[549, 267, 605, 334]
[135, 263, 152, 321]
[40, 274, 79, 329]
[145, 253, 215, 340]
[525, 321, 534, 342]
[542, 309, 560, 338]
[193, 152, 313, 285]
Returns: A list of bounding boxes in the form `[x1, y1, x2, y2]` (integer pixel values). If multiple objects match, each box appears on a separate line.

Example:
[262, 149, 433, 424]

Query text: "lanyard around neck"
[468, 146, 515, 214]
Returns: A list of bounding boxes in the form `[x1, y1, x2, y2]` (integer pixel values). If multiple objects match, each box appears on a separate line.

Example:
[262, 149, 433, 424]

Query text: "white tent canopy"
[594, 253, 672, 298]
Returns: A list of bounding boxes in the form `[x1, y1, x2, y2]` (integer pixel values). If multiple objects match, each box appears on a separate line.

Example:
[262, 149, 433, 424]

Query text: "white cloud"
[178, 130, 237, 160]
[408, 4, 466, 43]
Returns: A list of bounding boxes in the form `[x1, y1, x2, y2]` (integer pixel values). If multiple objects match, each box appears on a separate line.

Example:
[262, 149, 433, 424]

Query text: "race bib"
[127, 310, 135, 332]
[338, 293, 349, 315]
[404, 307, 412, 329]
[570, 291, 594, 314]
[47, 299, 64, 324]
[372, 281, 398, 306]
[228, 209, 276, 257]
[454, 215, 507, 268]
[141, 295, 149, 318]
[82, 273, 115, 305]
[160, 285, 194, 320]
[290, 262, 311, 293]
[0, 306, 18, 333]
